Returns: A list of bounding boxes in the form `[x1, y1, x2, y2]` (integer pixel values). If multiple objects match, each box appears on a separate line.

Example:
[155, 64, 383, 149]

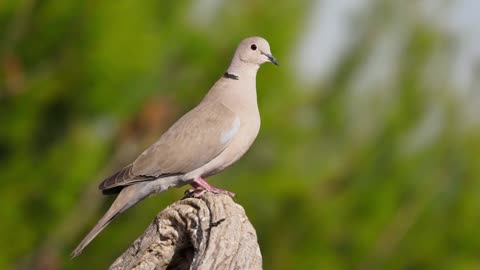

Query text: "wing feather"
[99, 102, 238, 192]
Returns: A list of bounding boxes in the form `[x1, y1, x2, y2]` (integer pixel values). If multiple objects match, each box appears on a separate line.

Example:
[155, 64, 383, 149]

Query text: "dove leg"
[190, 177, 236, 197]
[186, 181, 207, 197]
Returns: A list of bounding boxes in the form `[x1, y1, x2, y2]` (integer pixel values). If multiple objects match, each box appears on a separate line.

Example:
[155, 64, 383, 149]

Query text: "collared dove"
[71, 36, 278, 257]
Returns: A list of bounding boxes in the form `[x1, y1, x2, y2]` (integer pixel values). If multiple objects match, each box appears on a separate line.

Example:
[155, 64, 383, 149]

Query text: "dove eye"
[250, 44, 257, 51]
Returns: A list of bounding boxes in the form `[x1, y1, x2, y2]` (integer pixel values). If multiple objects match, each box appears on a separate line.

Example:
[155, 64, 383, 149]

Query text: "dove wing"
[99, 102, 239, 191]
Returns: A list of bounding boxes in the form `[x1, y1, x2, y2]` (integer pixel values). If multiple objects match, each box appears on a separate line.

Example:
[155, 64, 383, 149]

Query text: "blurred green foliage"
[1, 0, 480, 269]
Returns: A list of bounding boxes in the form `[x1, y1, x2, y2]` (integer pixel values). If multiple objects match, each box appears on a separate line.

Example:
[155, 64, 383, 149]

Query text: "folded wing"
[99, 102, 239, 192]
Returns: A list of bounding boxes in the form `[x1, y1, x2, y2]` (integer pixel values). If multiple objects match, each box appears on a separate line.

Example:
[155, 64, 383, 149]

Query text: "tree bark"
[109, 192, 262, 270]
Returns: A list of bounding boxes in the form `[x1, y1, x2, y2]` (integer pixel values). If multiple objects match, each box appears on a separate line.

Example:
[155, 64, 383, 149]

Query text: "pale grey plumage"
[71, 36, 278, 257]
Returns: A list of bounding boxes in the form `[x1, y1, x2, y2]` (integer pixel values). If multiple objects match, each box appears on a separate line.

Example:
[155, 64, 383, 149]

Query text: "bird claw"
[184, 188, 207, 198]
[188, 177, 236, 197]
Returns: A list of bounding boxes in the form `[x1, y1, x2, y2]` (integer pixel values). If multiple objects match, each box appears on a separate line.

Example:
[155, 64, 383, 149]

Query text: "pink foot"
[185, 182, 207, 198]
[189, 177, 236, 197]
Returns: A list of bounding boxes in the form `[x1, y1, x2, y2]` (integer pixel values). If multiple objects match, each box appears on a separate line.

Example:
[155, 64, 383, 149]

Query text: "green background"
[1, 0, 480, 269]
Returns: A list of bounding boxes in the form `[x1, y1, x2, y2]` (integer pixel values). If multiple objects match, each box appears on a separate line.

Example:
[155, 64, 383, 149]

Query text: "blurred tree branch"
[109, 192, 262, 270]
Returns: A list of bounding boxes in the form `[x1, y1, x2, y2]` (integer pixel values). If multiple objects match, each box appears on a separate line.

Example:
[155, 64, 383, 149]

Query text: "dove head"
[228, 37, 279, 75]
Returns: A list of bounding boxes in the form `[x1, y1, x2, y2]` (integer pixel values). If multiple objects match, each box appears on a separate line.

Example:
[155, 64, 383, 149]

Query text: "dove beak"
[262, 52, 279, 66]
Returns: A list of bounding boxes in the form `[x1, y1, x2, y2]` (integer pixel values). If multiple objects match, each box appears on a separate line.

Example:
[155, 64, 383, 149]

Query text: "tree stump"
[109, 192, 262, 270]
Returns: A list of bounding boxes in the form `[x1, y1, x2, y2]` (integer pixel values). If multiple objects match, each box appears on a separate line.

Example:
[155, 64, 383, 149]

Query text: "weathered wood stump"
[109, 192, 262, 270]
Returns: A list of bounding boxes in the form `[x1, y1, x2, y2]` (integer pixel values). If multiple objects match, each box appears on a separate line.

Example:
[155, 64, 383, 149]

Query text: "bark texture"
[109, 192, 262, 270]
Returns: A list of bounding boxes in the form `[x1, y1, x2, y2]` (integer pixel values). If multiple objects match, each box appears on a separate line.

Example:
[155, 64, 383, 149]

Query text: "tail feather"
[71, 209, 119, 258]
[71, 175, 183, 257]
[71, 183, 149, 258]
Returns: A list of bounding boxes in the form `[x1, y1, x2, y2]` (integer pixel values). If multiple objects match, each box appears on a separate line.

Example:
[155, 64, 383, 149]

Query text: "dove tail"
[71, 175, 183, 258]
[71, 206, 120, 258]
[71, 183, 151, 258]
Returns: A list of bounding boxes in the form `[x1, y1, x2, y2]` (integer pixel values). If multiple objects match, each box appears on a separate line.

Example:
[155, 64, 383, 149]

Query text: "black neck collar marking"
[223, 72, 239, 80]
